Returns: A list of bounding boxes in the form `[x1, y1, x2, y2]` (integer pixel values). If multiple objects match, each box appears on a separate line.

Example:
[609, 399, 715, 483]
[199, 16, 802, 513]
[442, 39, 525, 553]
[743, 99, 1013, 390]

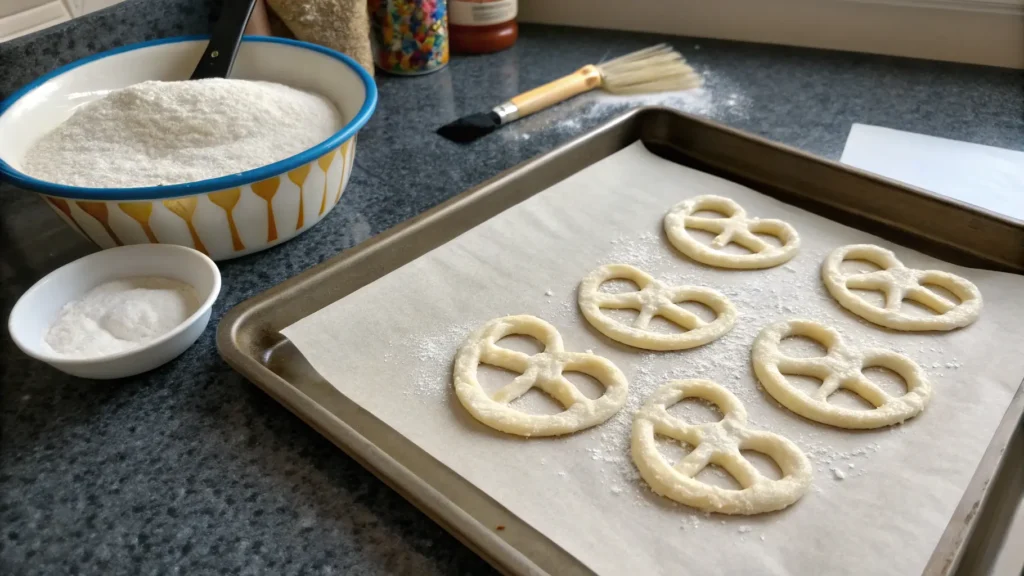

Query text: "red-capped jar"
[448, 0, 518, 54]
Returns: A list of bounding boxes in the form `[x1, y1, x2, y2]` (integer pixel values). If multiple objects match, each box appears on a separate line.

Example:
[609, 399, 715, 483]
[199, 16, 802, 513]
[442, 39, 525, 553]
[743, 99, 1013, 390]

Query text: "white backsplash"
[0, 0, 124, 43]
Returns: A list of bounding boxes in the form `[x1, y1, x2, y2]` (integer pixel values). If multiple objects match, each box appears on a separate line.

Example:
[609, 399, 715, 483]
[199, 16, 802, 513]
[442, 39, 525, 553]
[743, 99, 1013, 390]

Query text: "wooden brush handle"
[509, 65, 602, 118]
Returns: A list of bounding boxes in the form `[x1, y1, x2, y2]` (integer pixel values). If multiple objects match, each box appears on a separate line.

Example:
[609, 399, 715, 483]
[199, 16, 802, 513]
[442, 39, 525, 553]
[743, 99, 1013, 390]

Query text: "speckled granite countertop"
[2, 1, 1023, 573]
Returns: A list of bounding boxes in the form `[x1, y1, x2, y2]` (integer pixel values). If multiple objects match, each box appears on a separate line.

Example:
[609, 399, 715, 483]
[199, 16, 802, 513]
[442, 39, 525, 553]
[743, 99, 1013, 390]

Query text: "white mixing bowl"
[0, 36, 377, 260]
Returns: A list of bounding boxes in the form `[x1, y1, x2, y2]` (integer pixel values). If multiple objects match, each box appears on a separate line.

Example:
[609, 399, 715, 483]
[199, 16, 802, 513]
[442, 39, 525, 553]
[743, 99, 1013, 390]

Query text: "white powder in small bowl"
[44, 276, 201, 359]
[22, 78, 344, 188]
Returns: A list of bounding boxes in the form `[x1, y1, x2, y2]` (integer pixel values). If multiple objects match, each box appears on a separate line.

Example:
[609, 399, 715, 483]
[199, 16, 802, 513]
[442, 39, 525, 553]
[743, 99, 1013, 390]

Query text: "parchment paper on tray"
[282, 142, 1024, 575]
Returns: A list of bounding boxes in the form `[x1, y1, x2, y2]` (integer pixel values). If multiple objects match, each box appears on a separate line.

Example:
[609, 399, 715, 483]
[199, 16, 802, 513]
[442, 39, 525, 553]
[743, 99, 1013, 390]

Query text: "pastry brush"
[437, 44, 702, 144]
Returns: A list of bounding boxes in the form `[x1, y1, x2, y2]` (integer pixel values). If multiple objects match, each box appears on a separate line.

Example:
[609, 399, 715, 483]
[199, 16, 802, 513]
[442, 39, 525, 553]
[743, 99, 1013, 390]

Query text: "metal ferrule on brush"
[491, 102, 520, 124]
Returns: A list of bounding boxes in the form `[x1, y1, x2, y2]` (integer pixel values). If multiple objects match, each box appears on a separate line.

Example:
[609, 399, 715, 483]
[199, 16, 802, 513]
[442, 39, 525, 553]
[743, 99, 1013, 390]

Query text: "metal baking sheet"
[217, 108, 1024, 576]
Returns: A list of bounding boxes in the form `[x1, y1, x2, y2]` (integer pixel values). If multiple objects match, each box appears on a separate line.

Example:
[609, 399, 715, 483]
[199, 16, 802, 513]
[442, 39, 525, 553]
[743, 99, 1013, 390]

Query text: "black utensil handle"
[190, 0, 258, 80]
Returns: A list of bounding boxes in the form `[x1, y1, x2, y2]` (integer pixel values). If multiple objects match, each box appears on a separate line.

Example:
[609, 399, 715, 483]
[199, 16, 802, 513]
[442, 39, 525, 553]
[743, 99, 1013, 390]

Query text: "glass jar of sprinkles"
[369, 0, 449, 75]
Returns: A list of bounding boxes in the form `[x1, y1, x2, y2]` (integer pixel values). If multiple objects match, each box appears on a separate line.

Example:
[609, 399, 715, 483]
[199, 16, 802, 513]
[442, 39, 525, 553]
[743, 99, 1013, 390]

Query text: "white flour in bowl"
[44, 276, 200, 358]
[22, 78, 344, 188]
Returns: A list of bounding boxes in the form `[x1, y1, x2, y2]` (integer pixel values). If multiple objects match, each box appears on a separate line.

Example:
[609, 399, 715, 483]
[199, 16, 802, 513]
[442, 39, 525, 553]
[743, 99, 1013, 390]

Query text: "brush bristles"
[597, 43, 703, 95]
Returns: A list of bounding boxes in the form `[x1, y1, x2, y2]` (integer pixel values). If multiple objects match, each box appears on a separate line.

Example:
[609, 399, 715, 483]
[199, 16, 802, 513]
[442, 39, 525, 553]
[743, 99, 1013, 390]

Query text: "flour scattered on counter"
[583, 85, 722, 120]
[502, 69, 754, 143]
[559, 117, 583, 132]
[557, 75, 744, 132]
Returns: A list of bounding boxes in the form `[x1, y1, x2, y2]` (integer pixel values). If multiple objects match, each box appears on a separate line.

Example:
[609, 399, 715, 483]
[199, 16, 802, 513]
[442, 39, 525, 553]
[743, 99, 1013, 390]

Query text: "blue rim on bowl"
[0, 35, 377, 201]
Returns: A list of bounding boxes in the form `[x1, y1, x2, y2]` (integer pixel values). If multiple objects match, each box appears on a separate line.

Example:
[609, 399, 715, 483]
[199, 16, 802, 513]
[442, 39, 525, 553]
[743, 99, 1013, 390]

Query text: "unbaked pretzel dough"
[578, 264, 736, 351]
[752, 319, 931, 429]
[453, 315, 628, 437]
[663, 195, 800, 269]
[632, 379, 812, 515]
[822, 244, 982, 331]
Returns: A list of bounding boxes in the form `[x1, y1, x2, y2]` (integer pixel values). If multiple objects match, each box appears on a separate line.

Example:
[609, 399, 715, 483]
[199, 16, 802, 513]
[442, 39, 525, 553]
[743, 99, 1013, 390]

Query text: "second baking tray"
[217, 108, 1024, 576]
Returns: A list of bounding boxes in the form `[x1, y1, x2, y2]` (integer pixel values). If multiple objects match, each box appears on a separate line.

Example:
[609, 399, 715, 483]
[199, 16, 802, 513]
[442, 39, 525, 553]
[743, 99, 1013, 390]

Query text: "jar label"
[449, 0, 517, 26]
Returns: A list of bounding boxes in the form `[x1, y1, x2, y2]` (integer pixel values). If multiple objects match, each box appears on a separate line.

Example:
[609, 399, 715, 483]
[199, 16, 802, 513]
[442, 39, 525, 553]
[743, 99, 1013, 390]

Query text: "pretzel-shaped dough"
[663, 195, 800, 269]
[454, 315, 628, 437]
[578, 264, 736, 351]
[632, 379, 812, 515]
[752, 319, 931, 429]
[822, 244, 982, 331]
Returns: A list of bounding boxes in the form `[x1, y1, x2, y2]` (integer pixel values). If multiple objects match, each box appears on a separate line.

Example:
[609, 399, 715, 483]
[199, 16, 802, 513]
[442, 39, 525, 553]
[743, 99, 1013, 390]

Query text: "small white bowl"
[8, 244, 221, 379]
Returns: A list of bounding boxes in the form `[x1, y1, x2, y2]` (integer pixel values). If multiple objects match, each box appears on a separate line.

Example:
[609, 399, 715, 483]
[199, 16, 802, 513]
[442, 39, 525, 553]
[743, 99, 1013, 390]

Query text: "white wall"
[519, 0, 1024, 68]
[0, 0, 124, 43]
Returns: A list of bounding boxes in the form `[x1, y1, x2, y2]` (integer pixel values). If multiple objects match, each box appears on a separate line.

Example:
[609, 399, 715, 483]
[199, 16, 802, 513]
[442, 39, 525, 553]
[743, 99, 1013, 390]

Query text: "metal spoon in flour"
[190, 0, 259, 80]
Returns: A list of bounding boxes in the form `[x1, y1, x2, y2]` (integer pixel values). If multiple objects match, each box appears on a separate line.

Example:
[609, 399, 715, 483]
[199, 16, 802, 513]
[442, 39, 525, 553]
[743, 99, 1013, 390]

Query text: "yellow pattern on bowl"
[40, 139, 357, 260]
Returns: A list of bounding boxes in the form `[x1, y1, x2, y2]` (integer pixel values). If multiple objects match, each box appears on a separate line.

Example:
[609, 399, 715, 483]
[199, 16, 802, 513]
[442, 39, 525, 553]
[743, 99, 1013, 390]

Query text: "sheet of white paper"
[283, 142, 1024, 576]
[841, 124, 1024, 222]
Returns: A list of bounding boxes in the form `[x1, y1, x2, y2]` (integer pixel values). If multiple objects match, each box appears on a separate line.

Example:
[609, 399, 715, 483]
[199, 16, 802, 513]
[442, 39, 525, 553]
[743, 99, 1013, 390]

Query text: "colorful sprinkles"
[369, 0, 449, 75]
